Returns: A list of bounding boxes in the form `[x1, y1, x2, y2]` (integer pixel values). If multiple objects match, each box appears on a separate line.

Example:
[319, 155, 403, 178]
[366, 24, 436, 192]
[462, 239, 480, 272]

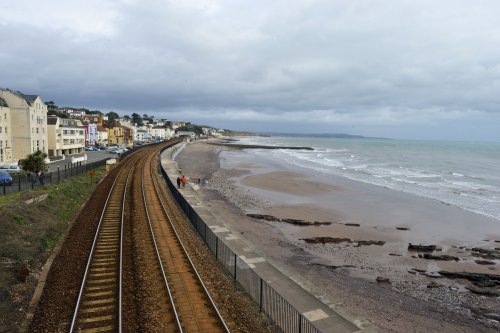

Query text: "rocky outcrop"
[246, 214, 332, 226]
[420, 253, 460, 261]
[300, 237, 385, 246]
[471, 247, 500, 260]
[408, 243, 442, 252]
[376, 276, 391, 284]
[301, 237, 351, 244]
[438, 271, 500, 296]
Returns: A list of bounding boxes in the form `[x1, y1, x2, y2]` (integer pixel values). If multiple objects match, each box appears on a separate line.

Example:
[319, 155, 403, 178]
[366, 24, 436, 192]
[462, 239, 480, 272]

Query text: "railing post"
[259, 278, 263, 312]
[299, 315, 303, 333]
[233, 254, 237, 281]
[215, 237, 218, 259]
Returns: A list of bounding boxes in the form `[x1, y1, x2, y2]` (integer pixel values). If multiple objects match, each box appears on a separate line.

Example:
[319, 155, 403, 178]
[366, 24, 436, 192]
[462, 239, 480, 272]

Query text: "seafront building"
[96, 125, 108, 146]
[106, 122, 125, 145]
[0, 87, 226, 163]
[135, 128, 149, 142]
[84, 123, 98, 146]
[47, 116, 85, 157]
[0, 97, 13, 163]
[0, 89, 48, 162]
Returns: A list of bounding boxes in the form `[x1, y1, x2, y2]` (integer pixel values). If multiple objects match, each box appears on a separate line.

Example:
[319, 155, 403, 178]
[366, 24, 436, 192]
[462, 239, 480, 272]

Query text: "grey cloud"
[1, 0, 500, 140]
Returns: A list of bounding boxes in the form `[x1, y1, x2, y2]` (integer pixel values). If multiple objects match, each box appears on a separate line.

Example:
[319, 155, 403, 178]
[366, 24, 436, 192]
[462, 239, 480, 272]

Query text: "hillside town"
[0, 88, 227, 168]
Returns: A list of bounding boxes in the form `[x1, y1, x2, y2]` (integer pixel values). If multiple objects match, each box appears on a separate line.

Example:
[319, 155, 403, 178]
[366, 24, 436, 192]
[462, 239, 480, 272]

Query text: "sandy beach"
[174, 140, 500, 333]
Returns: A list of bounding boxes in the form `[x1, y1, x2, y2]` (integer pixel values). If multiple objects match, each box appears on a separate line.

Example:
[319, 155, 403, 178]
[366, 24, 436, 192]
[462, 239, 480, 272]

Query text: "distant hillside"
[261, 132, 370, 139]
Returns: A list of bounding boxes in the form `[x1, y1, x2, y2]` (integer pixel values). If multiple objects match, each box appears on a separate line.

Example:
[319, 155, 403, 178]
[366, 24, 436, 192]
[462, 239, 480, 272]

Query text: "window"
[0, 127, 2, 134]
[36, 128, 39, 134]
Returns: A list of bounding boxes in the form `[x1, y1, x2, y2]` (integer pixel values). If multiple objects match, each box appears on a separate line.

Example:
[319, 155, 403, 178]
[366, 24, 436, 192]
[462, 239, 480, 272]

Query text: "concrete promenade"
[161, 150, 380, 333]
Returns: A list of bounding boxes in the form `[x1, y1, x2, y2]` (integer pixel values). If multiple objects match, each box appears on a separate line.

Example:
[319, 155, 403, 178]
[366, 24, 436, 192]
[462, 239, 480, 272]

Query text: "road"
[46, 150, 118, 172]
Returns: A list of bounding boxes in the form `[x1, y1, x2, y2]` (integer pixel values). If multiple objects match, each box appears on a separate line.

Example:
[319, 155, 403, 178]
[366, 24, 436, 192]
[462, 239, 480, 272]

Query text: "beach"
[174, 140, 500, 332]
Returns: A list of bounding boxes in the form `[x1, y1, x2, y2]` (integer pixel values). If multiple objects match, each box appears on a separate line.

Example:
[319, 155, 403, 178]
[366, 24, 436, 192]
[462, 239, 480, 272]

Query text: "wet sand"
[174, 140, 500, 333]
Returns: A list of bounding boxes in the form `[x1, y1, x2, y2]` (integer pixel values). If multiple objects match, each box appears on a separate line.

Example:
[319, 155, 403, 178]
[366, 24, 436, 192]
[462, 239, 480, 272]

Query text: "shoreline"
[174, 141, 500, 332]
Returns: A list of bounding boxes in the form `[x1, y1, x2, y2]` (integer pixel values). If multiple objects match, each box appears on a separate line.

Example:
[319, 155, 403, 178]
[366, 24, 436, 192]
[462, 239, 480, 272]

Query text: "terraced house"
[0, 97, 12, 163]
[0, 89, 48, 161]
[106, 122, 124, 145]
[47, 116, 85, 157]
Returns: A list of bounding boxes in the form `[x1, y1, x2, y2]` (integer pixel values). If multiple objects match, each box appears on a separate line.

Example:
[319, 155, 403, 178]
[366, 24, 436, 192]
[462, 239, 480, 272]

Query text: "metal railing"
[0, 159, 109, 196]
[159, 153, 321, 333]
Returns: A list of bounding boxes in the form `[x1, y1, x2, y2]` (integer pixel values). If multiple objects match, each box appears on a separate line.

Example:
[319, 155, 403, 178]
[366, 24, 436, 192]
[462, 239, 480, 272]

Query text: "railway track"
[68, 140, 228, 332]
[141, 148, 229, 332]
[69, 152, 140, 332]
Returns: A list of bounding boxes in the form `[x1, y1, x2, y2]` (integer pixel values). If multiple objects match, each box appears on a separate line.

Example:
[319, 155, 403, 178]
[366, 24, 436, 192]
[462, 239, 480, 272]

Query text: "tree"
[46, 101, 58, 112]
[106, 111, 120, 122]
[142, 114, 153, 123]
[20, 150, 47, 173]
[132, 113, 143, 126]
[105, 111, 120, 126]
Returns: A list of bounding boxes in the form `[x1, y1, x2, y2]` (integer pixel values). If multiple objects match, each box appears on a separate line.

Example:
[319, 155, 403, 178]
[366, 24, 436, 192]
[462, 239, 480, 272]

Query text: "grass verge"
[0, 167, 107, 332]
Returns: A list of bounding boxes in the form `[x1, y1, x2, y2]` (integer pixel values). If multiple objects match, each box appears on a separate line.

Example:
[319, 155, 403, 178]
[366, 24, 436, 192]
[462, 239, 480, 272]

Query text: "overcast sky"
[1, 0, 500, 141]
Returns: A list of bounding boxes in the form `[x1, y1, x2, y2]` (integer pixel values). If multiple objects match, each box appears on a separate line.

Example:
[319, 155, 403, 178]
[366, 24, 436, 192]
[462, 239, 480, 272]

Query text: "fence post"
[260, 278, 263, 312]
[299, 315, 303, 333]
[215, 237, 218, 259]
[204, 223, 207, 242]
[233, 254, 237, 281]
[57, 166, 60, 182]
[2, 184, 5, 195]
[18, 176, 21, 191]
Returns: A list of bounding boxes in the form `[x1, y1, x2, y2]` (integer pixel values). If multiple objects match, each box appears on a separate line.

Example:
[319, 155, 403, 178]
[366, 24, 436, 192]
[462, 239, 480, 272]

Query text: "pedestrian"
[181, 175, 187, 188]
[176, 176, 181, 189]
[38, 170, 45, 185]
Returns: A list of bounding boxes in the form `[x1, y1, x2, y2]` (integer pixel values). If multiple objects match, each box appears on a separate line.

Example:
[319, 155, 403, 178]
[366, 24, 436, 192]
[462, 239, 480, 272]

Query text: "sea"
[236, 135, 500, 222]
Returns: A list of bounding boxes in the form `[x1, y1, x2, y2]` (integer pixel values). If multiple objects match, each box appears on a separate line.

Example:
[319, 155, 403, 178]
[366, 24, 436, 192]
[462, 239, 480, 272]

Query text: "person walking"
[38, 170, 45, 185]
[181, 175, 187, 188]
[176, 176, 181, 189]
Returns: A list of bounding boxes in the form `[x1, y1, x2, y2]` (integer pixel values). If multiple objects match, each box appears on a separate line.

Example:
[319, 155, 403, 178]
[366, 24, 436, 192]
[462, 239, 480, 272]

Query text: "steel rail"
[140, 152, 184, 332]
[148, 150, 231, 332]
[69, 154, 138, 333]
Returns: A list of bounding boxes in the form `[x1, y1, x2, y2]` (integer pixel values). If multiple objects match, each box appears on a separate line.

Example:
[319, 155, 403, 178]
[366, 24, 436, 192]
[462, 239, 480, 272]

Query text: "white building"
[85, 123, 98, 146]
[0, 89, 48, 161]
[47, 116, 85, 157]
[0, 97, 12, 163]
[150, 126, 166, 140]
[96, 125, 108, 146]
[135, 129, 149, 142]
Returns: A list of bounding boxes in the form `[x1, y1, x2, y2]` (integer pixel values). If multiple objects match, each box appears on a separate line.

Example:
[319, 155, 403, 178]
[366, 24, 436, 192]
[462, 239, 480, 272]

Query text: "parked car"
[0, 170, 13, 186]
[0, 164, 21, 173]
[109, 148, 126, 154]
